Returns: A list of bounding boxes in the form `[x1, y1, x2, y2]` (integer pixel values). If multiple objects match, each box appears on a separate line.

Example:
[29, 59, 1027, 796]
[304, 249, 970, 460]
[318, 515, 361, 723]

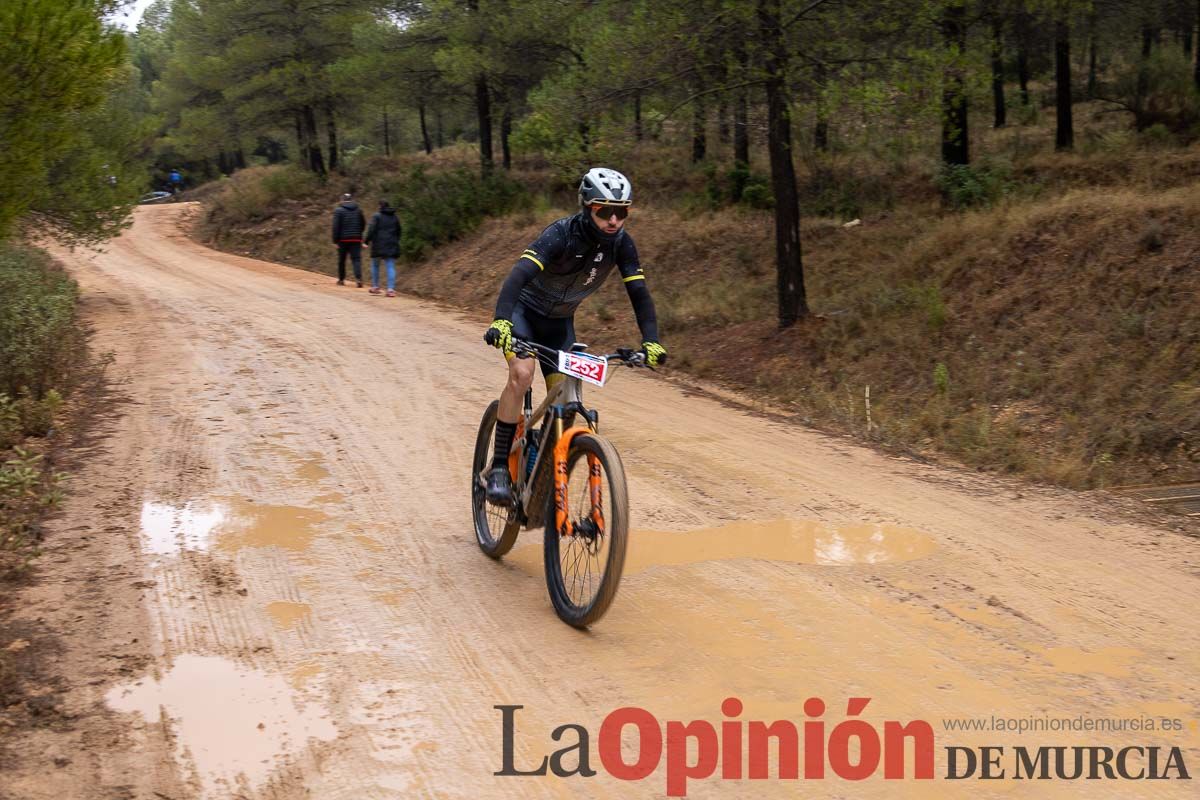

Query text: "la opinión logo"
[494, 699, 1193, 795]
[494, 697, 935, 796]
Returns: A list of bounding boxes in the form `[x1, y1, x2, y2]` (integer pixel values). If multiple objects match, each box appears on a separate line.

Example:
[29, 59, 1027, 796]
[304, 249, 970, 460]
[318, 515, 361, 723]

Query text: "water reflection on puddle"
[106, 654, 337, 797]
[138, 499, 328, 555]
[140, 502, 226, 555]
[510, 519, 935, 576]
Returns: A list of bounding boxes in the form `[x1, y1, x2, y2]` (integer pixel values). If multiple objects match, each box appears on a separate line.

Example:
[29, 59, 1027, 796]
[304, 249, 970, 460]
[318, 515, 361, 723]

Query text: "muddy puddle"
[138, 499, 329, 555]
[1040, 645, 1144, 677]
[509, 518, 935, 576]
[106, 654, 337, 797]
[266, 601, 313, 631]
[249, 443, 331, 486]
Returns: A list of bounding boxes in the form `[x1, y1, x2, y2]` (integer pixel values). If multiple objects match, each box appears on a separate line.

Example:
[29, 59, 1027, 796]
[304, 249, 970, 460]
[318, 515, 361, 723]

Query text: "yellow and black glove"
[484, 319, 514, 353]
[642, 341, 667, 367]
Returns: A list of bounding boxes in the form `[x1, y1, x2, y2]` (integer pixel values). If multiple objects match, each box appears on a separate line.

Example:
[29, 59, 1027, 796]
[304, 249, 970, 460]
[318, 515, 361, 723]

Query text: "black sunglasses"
[590, 203, 630, 220]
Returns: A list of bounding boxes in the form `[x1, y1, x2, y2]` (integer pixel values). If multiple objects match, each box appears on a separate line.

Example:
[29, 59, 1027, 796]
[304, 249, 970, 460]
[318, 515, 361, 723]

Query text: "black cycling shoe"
[485, 466, 514, 506]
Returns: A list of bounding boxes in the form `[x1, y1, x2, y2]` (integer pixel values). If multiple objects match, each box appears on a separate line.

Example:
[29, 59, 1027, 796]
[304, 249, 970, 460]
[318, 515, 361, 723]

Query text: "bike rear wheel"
[544, 433, 629, 627]
[472, 400, 520, 558]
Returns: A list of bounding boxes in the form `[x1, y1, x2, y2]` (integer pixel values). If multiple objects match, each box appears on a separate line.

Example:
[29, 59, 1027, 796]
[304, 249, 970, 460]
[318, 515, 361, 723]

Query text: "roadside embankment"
[0, 244, 89, 576]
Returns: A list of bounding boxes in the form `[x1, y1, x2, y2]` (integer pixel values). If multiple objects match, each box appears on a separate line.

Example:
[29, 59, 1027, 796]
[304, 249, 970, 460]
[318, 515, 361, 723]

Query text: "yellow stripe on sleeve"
[521, 252, 545, 270]
[622, 274, 645, 283]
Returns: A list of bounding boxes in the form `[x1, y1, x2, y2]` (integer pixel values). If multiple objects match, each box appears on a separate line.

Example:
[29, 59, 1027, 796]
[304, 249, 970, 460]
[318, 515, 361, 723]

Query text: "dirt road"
[7, 204, 1197, 798]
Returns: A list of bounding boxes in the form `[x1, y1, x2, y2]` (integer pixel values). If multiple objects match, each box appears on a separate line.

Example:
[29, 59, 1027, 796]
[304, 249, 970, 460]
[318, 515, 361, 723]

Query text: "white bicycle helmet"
[578, 167, 632, 208]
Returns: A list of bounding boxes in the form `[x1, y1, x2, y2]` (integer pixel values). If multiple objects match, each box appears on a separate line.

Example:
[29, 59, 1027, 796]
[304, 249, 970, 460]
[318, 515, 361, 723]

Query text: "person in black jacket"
[331, 193, 366, 287]
[364, 200, 402, 297]
[481, 167, 666, 505]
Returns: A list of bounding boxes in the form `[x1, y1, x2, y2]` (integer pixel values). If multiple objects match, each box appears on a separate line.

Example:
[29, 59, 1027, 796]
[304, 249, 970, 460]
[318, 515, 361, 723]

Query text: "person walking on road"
[364, 200, 402, 297]
[331, 192, 366, 287]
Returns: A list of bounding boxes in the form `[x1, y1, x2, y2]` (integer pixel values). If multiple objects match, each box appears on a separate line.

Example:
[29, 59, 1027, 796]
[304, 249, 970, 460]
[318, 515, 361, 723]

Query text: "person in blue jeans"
[364, 200, 402, 297]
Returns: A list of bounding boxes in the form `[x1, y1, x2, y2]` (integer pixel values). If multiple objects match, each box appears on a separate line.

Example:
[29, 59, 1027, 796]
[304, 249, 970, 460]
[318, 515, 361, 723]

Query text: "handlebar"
[510, 339, 650, 368]
[484, 325, 658, 368]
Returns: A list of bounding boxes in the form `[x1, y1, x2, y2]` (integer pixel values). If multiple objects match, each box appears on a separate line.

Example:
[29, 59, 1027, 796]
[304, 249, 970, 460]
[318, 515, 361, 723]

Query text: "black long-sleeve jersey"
[493, 212, 659, 342]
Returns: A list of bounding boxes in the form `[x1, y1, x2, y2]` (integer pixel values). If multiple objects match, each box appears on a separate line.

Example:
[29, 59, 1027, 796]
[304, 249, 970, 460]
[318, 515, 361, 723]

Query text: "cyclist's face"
[590, 204, 628, 234]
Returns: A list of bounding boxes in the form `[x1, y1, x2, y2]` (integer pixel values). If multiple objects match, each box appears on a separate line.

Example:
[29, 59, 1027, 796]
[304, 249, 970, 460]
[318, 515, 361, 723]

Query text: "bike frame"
[507, 360, 603, 536]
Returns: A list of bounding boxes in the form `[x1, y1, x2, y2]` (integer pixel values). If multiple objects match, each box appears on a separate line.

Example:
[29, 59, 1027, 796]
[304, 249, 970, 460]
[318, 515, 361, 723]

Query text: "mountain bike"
[471, 340, 647, 627]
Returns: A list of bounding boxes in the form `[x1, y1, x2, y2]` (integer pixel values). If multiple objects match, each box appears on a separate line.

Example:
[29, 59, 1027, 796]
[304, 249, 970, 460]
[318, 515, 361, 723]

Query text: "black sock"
[492, 421, 517, 470]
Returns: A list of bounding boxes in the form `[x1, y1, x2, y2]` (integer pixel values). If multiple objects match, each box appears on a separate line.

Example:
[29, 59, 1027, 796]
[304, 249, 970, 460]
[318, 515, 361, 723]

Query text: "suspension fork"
[552, 406, 604, 538]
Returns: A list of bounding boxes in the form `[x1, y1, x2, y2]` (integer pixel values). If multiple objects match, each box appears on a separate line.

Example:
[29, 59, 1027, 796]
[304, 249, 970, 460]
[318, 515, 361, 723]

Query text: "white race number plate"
[558, 351, 609, 387]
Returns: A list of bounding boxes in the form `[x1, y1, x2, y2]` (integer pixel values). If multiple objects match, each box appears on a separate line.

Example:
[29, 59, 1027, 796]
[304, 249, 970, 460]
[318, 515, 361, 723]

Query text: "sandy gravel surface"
[3, 204, 1196, 799]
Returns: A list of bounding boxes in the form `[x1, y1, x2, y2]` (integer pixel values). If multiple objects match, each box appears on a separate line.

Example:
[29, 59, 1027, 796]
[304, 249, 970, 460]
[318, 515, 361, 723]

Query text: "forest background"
[1, 0, 1198, 569]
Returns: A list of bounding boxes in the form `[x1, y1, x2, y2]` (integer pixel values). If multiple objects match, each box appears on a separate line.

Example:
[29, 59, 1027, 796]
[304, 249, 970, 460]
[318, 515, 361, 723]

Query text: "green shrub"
[933, 363, 950, 395]
[685, 163, 775, 210]
[0, 245, 81, 400]
[0, 244, 80, 576]
[384, 166, 532, 261]
[0, 395, 18, 450]
[936, 161, 1014, 210]
[919, 284, 947, 331]
[260, 166, 322, 201]
[1138, 123, 1174, 149]
[738, 174, 774, 210]
[209, 165, 321, 222]
[0, 447, 64, 575]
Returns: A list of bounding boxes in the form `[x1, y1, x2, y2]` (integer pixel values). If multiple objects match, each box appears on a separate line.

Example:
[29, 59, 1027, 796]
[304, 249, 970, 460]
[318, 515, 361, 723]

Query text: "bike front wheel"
[472, 400, 520, 558]
[544, 433, 629, 628]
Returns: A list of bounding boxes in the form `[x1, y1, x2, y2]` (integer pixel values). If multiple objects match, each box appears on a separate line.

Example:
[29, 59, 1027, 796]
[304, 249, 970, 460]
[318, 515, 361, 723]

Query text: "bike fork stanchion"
[588, 453, 604, 530]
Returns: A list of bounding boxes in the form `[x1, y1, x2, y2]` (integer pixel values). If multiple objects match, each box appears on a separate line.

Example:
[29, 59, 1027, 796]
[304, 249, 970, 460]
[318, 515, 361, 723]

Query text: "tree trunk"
[940, 1, 969, 166]
[991, 15, 1007, 128]
[234, 149, 246, 169]
[813, 61, 829, 150]
[1055, 18, 1074, 151]
[418, 102, 431, 155]
[476, 74, 493, 176]
[734, 90, 749, 165]
[501, 108, 512, 170]
[1087, 10, 1098, 99]
[294, 109, 305, 163]
[436, 108, 444, 149]
[324, 100, 339, 172]
[1136, 25, 1153, 130]
[691, 82, 707, 163]
[383, 108, 390, 156]
[813, 119, 829, 151]
[1195, 0, 1200, 92]
[733, 41, 750, 166]
[758, 0, 807, 327]
[1016, 11, 1031, 105]
[633, 90, 642, 141]
[718, 99, 730, 144]
[303, 105, 326, 175]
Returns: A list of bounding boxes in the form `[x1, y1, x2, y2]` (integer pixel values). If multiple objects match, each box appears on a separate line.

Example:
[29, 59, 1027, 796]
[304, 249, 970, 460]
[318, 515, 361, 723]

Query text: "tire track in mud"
[30, 205, 1199, 800]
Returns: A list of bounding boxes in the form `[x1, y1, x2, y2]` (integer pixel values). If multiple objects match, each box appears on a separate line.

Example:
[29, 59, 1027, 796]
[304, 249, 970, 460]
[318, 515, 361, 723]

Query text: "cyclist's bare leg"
[498, 354, 536, 423]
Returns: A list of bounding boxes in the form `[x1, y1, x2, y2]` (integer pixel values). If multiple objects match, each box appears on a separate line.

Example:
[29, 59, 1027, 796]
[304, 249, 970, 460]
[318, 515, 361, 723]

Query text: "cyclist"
[483, 167, 666, 505]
